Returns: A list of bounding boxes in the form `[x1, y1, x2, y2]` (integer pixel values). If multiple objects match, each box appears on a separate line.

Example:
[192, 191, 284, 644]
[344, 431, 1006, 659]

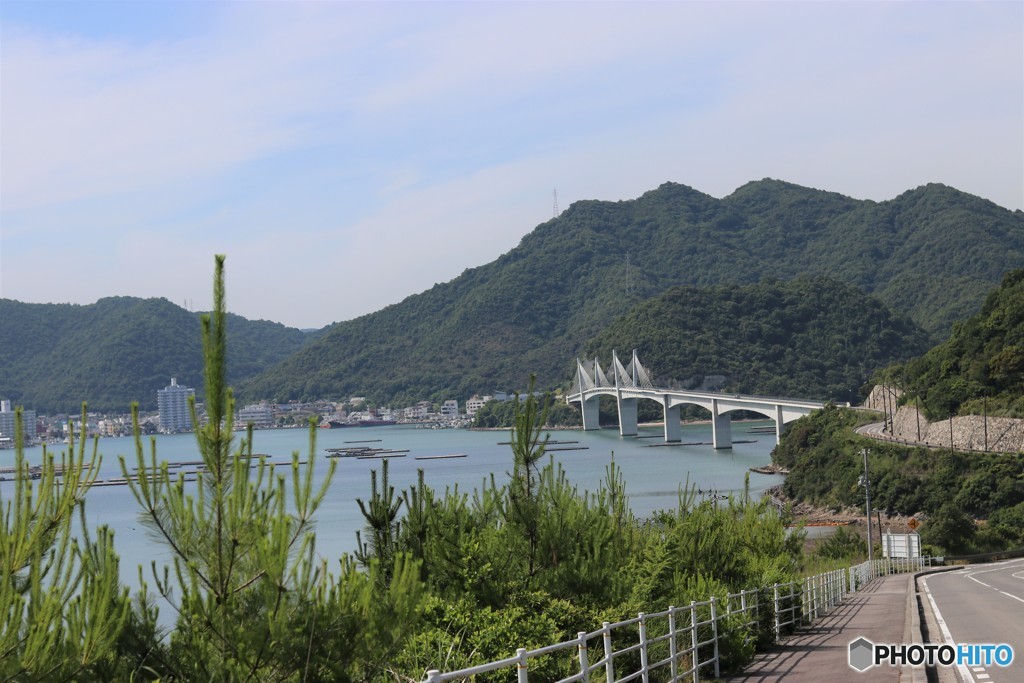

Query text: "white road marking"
[964, 562, 1024, 603]
[998, 590, 1024, 604]
[922, 575, 976, 683]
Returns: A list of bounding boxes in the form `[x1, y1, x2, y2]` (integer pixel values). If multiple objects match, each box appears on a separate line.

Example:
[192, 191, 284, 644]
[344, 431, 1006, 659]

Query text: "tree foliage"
[0, 297, 312, 413]
[0, 407, 132, 681]
[887, 269, 1024, 419]
[355, 389, 803, 677]
[585, 276, 930, 403]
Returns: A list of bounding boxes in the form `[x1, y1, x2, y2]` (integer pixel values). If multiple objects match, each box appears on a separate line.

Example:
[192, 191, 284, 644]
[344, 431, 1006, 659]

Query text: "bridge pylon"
[612, 350, 638, 436]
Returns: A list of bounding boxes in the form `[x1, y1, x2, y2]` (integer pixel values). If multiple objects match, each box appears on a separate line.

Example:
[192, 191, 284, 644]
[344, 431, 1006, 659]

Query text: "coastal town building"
[237, 402, 274, 428]
[0, 399, 36, 444]
[465, 395, 490, 416]
[157, 377, 195, 433]
[441, 400, 459, 417]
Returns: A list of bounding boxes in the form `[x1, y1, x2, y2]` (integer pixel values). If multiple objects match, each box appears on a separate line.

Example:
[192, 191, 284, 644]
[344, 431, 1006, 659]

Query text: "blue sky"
[2, 1, 1021, 329]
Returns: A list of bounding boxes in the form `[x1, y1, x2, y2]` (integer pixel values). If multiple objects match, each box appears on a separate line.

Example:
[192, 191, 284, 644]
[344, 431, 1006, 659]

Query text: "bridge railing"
[421, 557, 935, 683]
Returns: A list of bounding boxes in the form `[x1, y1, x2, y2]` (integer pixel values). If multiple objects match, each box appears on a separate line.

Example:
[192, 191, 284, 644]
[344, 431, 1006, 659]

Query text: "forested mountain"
[583, 277, 931, 403]
[0, 297, 312, 413]
[243, 180, 1022, 405]
[889, 268, 1024, 419]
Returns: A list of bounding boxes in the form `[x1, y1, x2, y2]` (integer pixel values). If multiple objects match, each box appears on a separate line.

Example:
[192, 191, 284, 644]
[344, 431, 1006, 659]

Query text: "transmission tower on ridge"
[553, 188, 559, 218]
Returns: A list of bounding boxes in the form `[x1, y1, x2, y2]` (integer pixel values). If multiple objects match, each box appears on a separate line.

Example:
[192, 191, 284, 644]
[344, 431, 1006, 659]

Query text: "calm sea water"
[6, 421, 782, 589]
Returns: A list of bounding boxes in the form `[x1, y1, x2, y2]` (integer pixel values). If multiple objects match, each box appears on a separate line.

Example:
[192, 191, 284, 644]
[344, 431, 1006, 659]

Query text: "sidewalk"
[726, 572, 917, 682]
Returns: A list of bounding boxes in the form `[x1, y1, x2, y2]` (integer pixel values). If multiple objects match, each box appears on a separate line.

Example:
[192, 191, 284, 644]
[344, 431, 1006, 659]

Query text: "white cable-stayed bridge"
[567, 350, 847, 448]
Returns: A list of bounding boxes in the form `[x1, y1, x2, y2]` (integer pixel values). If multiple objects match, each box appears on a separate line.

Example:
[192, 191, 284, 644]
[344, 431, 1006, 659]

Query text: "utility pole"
[949, 404, 955, 453]
[984, 395, 988, 451]
[862, 448, 874, 565]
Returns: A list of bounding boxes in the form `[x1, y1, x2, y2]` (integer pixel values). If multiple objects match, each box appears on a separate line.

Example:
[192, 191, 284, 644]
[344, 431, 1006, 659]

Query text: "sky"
[1, 1, 1022, 330]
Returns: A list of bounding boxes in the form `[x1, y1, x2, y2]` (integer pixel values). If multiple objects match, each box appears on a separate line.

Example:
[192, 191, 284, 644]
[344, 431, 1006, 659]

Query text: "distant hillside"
[583, 277, 931, 404]
[893, 269, 1024, 420]
[0, 297, 312, 413]
[243, 180, 1022, 405]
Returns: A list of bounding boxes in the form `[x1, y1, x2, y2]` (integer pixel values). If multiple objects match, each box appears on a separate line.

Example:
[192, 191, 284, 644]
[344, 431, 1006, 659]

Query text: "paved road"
[921, 559, 1024, 682]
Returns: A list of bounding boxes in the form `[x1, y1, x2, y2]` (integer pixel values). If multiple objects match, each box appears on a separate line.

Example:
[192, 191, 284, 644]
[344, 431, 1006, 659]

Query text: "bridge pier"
[712, 398, 732, 449]
[774, 405, 785, 444]
[663, 399, 681, 442]
[617, 396, 637, 436]
[579, 396, 600, 431]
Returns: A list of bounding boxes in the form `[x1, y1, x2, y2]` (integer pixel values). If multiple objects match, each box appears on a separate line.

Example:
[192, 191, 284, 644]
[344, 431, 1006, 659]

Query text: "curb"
[903, 573, 927, 683]
[908, 566, 962, 683]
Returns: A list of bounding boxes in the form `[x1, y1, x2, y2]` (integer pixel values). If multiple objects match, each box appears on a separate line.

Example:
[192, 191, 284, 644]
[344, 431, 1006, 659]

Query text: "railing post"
[789, 581, 796, 628]
[807, 576, 813, 620]
[517, 648, 529, 683]
[639, 612, 650, 683]
[773, 583, 780, 640]
[710, 597, 720, 679]
[603, 622, 615, 683]
[578, 631, 590, 683]
[668, 606, 678, 683]
[425, 670, 441, 683]
[691, 601, 700, 683]
[801, 578, 808, 624]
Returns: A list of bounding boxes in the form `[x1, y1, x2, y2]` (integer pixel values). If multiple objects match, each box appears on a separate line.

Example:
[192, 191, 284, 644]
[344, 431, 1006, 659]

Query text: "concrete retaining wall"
[865, 384, 1024, 452]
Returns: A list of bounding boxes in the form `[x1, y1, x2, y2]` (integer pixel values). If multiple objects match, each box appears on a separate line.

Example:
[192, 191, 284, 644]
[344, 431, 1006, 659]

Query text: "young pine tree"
[121, 255, 344, 681]
[1, 407, 131, 681]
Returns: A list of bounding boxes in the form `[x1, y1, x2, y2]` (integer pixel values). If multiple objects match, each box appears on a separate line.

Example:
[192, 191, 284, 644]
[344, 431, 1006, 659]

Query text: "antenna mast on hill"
[553, 188, 559, 218]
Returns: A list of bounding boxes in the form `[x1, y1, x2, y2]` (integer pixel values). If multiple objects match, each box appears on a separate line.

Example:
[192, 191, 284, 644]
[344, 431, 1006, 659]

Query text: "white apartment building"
[440, 399, 459, 417]
[0, 399, 36, 443]
[157, 378, 195, 433]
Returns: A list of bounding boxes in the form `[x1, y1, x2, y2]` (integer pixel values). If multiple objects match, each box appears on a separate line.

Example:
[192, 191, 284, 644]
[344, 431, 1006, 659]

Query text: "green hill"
[0, 297, 312, 413]
[243, 180, 1022, 405]
[893, 268, 1024, 419]
[583, 277, 931, 403]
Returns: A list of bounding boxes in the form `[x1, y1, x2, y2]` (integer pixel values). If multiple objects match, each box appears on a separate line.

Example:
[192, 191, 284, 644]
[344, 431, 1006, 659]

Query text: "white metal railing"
[422, 556, 935, 683]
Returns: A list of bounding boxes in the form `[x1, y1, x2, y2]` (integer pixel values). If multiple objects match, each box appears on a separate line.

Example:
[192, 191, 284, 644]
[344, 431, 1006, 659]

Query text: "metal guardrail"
[422, 557, 934, 683]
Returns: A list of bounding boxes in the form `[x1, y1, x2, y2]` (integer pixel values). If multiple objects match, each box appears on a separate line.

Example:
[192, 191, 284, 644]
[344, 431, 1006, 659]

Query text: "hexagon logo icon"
[849, 637, 875, 672]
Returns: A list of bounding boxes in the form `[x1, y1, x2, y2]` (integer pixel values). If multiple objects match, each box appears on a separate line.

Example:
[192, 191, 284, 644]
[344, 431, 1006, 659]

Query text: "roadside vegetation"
[2, 257, 826, 682]
[774, 405, 1024, 556]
